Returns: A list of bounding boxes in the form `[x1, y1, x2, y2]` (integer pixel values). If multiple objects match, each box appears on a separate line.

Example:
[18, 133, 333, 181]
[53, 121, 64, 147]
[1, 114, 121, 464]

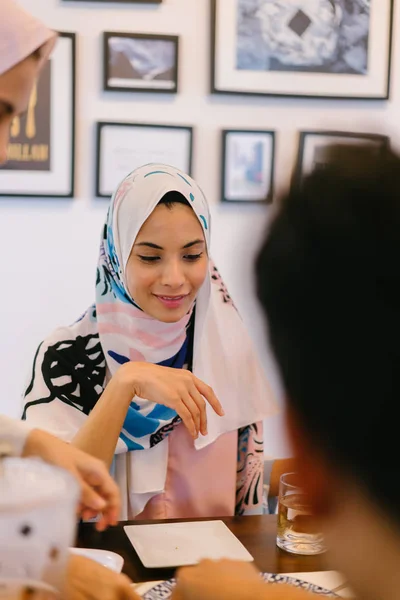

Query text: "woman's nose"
[160, 260, 185, 288]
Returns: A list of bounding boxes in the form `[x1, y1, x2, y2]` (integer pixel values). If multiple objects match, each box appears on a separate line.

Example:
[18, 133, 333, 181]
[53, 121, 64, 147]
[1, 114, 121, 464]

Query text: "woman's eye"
[138, 255, 160, 263]
[184, 253, 203, 261]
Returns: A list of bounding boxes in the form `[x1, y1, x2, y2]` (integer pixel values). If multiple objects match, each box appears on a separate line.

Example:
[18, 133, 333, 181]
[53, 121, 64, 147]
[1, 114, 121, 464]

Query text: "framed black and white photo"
[221, 129, 275, 203]
[212, 0, 394, 100]
[0, 32, 76, 198]
[293, 130, 390, 187]
[96, 122, 193, 198]
[103, 32, 179, 93]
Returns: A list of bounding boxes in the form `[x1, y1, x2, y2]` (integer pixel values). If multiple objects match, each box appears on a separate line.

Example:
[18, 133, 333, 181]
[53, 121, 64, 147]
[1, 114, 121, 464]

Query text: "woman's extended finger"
[181, 392, 201, 437]
[176, 399, 198, 439]
[193, 377, 224, 417]
[188, 384, 208, 436]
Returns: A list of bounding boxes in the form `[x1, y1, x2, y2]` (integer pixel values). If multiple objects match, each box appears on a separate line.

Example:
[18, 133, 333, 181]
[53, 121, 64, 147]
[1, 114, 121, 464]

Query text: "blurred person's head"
[0, 0, 56, 164]
[256, 143, 400, 597]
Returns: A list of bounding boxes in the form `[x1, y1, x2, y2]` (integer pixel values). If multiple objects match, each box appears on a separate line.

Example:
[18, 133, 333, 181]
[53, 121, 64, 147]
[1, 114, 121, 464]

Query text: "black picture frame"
[211, 0, 394, 100]
[103, 32, 179, 94]
[95, 121, 193, 198]
[293, 130, 390, 188]
[221, 129, 275, 204]
[0, 32, 76, 198]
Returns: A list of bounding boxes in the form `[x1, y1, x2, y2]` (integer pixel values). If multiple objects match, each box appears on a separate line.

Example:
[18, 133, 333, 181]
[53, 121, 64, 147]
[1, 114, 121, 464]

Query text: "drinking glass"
[277, 472, 325, 555]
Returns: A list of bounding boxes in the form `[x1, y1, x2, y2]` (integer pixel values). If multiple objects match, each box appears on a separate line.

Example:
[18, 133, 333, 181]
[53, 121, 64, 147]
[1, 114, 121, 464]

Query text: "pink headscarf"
[0, 0, 56, 76]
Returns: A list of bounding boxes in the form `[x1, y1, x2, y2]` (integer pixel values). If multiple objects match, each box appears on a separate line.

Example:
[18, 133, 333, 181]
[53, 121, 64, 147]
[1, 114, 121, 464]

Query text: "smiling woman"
[22, 163, 278, 521]
[126, 193, 208, 322]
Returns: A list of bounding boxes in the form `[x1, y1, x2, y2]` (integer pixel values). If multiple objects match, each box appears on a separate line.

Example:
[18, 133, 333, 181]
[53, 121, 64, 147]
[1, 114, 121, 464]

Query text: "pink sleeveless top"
[134, 424, 238, 520]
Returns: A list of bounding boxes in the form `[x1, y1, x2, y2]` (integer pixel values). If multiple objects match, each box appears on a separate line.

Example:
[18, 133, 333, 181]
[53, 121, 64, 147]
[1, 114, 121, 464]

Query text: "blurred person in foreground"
[172, 143, 399, 600]
[0, 2, 138, 599]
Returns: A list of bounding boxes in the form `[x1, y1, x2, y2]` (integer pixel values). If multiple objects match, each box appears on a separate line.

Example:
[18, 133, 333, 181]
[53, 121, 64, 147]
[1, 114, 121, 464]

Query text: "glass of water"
[276, 472, 325, 555]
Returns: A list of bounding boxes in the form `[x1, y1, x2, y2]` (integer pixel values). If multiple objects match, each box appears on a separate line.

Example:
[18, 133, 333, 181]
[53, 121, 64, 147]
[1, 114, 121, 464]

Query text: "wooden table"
[77, 516, 329, 583]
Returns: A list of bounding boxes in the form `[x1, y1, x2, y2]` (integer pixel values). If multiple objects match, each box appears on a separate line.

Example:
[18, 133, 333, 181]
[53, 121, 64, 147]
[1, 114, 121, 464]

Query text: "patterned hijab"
[23, 164, 277, 515]
[0, 0, 56, 76]
[95, 164, 213, 449]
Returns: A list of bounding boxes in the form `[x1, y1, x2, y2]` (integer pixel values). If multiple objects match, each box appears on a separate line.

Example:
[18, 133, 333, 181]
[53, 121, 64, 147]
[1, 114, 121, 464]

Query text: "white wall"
[1, 0, 400, 458]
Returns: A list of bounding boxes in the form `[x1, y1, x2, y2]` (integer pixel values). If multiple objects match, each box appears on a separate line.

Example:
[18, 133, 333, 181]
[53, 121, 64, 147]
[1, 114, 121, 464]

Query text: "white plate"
[69, 548, 124, 573]
[141, 574, 339, 599]
[124, 520, 254, 569]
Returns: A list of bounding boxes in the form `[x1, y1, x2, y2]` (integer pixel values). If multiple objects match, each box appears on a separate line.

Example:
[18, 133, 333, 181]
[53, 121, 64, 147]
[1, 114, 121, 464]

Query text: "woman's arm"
[72, 362, 224, 469]
[72, 373, 135, 469]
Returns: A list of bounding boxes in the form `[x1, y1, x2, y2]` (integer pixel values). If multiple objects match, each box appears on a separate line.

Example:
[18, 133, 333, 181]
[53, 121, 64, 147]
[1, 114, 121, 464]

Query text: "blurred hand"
[117, 362, 225, 439]
[172, 560, 315, 600]
[23, 429, 120, 531]
[65, 555, 139, 600]
[172, 560, 262, 600]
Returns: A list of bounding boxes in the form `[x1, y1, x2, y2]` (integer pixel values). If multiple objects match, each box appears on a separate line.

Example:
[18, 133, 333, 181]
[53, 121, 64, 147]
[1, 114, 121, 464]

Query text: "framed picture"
[211, 0, 394, 100]
[221, 129, 275, 203]
[0, 32, 76, 198]
[103, 32, 179, 93]
[96, 122, 193, 198]
[293, 130, 390, 187]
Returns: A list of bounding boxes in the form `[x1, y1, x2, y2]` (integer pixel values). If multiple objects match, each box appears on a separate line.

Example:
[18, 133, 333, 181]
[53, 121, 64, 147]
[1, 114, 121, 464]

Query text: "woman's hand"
[172, 560, 263, 600]
[172, 560, 315, 600]
[116, 362, 225, 439]
[23, 429, 120, 531]
[65, 555, 139, 600]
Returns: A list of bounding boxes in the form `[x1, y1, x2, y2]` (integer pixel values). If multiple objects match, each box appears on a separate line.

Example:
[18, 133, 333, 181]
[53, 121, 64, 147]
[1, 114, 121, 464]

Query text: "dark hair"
[158, 191, 191, 209]
[256, 144, 400, 523]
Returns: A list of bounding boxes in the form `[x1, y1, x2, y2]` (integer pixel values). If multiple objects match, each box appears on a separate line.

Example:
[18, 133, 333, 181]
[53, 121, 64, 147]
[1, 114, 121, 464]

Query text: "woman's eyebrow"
[135, 242, 163, 250]
[134, 240, 205, 250]
[182, 239, 205, 249]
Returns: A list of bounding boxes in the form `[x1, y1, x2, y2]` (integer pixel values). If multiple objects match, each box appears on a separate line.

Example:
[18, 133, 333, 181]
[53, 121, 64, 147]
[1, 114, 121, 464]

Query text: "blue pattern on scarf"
[113, 326, 191, 450]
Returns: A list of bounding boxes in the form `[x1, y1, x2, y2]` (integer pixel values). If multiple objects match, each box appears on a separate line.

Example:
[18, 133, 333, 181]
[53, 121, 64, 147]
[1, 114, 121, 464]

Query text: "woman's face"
[126, 203, 208, 323]
[0, 56, 40, 164]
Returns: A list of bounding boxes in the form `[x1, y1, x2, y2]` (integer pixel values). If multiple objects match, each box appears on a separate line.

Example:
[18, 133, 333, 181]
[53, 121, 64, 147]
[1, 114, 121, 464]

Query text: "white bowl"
[69, 548, 124, 573]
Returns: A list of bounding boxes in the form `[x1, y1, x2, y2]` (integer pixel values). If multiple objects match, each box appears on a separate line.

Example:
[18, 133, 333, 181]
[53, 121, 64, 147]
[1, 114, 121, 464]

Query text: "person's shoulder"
[40, 307, 98, 350]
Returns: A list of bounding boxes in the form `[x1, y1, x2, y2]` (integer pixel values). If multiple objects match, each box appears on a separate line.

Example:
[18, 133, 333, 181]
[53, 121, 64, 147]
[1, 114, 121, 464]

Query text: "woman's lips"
[154, 294, 189, 309]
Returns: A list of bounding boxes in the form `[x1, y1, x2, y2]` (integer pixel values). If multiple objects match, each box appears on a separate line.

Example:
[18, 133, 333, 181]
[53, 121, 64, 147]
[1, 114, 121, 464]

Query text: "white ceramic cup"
[0, 457, 80, 596]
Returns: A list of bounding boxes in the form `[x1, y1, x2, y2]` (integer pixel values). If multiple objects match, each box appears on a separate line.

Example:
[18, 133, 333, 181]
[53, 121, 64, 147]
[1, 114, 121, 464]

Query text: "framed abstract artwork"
[95, 122, 193, 198]
[0, 32, 76, 198]
[212, 0, 394, 100]
[293, 130, 390, 186]
[103, 32, 179, 93]
[221, 129, 275, 203]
